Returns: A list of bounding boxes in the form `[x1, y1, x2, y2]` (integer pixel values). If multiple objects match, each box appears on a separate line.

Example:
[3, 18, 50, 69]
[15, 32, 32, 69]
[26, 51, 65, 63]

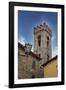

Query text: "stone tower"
[34, 22, 52, 65]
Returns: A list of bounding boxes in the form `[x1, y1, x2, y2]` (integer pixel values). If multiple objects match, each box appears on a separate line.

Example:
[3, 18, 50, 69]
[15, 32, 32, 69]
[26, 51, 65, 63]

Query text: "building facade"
[34, 22, 52, 65]
[42, 56, 58, 78]
[18, 43, 44, 79]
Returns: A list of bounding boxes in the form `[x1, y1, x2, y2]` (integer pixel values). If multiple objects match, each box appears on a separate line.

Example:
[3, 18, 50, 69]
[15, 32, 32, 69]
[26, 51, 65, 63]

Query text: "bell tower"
[34, 22, 52, 65]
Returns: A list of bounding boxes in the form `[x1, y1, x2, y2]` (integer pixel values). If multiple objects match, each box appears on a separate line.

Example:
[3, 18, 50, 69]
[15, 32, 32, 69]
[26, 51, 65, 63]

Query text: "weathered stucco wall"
[44, 58, 57, 78]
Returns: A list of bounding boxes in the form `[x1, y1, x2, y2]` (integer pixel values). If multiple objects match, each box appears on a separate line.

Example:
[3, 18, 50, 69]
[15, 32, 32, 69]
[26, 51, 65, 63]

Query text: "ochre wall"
[44, 59, 57, 78]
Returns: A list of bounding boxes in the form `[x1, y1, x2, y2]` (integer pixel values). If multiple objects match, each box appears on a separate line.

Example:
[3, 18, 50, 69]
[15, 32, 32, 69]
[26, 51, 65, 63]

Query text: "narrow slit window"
[38, 35, 41, 47]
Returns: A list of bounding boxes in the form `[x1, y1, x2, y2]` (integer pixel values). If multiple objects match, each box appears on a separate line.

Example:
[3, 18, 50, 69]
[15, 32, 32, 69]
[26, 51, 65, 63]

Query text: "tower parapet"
[34, 22, 52, 37]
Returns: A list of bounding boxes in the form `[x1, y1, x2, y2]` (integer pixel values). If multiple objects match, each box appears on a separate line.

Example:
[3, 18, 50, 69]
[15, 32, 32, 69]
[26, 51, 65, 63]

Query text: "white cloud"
[18, 36, 25, 46]
[31, 46, 34, 52]
[18, 36, 34, 52]
[52, 36, 57, 57]
[52, 47, 57, 57]
[52, 36, 55, 42]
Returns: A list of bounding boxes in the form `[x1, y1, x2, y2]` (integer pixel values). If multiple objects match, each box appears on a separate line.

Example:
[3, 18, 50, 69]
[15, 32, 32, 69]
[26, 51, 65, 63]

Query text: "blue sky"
[18, 10, 57, 57]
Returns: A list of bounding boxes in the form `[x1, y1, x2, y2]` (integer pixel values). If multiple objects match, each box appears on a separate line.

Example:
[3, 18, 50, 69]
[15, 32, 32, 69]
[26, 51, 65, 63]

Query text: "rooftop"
[18, 42, 42, 61]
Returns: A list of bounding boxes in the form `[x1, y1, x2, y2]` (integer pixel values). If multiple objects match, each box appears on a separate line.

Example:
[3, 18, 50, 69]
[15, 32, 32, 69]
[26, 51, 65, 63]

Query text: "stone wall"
[18, 44, 44, 79]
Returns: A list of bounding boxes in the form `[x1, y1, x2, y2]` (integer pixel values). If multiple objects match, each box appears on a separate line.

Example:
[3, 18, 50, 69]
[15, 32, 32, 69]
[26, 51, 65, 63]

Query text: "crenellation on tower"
[34, 23, 52, 37]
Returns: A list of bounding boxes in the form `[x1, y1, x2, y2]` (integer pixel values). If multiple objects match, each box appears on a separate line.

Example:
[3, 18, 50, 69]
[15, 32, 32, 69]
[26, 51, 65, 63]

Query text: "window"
[47, 36, 49, 40]
[38, 35, 41, 47]
[47, 36, 49, 47]
[32, 61, 35, 69]
[47, 41, 49, 47]
[32, 74, 35, 78]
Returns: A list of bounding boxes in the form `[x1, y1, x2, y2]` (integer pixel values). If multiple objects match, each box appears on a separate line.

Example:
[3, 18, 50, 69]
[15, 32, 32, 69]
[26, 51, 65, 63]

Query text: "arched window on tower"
[47, 36, 49, 47]
[37, 35, 41, 47]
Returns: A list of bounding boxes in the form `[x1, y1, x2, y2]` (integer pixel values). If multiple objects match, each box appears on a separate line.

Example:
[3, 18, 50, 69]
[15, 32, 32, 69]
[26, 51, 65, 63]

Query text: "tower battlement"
[34, 22, 52, 37]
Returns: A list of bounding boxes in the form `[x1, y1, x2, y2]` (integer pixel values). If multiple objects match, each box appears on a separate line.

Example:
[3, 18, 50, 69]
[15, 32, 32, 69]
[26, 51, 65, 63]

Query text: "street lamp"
[25, 43, 32, 56]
